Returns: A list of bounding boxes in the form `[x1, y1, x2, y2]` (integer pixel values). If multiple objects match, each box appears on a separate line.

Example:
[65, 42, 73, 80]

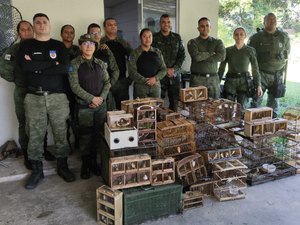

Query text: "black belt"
[28, 90, 53, 96]
[226, 72, 249, 79]
[192, 72, 217, 77]
[27, 86, 57, 96]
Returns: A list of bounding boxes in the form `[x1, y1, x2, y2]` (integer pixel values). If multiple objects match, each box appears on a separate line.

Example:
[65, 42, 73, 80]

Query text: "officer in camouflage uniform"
[87, 23, 119, 111]
[0, 20, 34, 169]
[218, 27, 263, 112]
[60, 24, 80, 61]
[152, 14, 185, 112]
[68, 34, 111, 179]
[18, 13, 75, 189]
[188, 17, 226, 99]
[248, 13, 290, 118]
[100, 18, 132, 109]
[128, 28, 167, 98]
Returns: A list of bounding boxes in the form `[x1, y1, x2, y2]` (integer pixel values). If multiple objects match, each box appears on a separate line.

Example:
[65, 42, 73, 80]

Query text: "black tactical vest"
[136, 51, 160, 78]
[78, 61, 104, 96]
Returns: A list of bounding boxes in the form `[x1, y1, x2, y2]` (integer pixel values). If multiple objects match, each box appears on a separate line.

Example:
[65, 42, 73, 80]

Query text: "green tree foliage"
[219, 0, 300, 46]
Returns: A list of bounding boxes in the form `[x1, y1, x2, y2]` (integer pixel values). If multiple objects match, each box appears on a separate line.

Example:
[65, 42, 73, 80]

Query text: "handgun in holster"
[245, 73, 256, 98]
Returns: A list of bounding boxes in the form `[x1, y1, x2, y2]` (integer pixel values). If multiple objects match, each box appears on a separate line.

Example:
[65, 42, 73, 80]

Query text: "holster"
[244, 73, 256, 97]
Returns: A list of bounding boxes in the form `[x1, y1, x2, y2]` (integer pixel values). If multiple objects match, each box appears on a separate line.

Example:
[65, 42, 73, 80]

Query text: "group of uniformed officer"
[0, 12, 290, 189]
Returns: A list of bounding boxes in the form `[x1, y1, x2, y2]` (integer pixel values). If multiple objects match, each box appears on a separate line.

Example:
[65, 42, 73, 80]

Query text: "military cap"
[78, 34, 98, 48]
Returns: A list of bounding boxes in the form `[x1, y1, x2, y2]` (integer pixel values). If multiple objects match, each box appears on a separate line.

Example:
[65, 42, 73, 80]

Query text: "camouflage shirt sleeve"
[107, 49, 119, 86]
[217, 48, 228, 79]
[174, 34, 185, 70]
[152, 47, 167, 81]
[128, 47, 148, 84]
[0, 44, 18, 82]
[68, 56, 95, 103]
[249, 47, 261, 87]
[187, 38, 211, 62]
[119, 37, 133, 57]
[208, 38, 226, 63]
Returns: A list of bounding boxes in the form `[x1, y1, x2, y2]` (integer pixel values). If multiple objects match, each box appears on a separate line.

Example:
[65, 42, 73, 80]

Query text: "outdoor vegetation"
[218, 0, 300, 116]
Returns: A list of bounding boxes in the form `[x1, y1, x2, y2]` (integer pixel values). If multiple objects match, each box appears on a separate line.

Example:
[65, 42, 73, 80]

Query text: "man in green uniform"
[248, 13, 290, 118]
[128, 28, 167, 98]
[68, 34, 111, 179]
[218, 27, 262, 112]
[100, 18, 132, 109]
[152, 14, 185, 112]
[0, 20, 34, 169]
[87, 23, 119, 111]
[188, 17, 226, 99]
[18, 13, 75, 189]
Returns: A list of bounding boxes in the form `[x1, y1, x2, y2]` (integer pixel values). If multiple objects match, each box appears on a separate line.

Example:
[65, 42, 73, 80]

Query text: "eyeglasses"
[82, 41, 96, 46]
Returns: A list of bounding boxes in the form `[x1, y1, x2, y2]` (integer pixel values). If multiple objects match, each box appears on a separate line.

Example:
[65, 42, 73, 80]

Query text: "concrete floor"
[0, 153, 300, 225]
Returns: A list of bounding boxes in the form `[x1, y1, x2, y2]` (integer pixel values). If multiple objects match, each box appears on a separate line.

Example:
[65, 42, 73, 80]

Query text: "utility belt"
[226, 72, 250, 79]
[27, 86, 55, 96]
[192, 72, 218, 78]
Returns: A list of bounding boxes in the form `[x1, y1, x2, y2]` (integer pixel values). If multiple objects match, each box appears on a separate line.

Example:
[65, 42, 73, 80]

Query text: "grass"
[262, 81, 300, 116]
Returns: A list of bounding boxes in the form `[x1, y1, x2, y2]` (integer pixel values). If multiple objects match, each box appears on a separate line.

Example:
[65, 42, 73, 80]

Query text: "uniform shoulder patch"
[128, 55, 134, 61]
[68, 65, 74, 72]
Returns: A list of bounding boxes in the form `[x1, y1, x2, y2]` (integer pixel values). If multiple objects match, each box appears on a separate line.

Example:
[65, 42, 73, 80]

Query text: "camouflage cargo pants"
[77, 103, 106, 156]
[14, 86, 28, 150]
[24, 93, 70, 160]
[224, 77, 248, 112]
[133, 82, 161, 99]
[251, 71, 279, 117]
[190, 74, 220, 99]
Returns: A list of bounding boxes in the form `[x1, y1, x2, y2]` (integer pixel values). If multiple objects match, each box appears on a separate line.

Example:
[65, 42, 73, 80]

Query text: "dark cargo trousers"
[160, 75, 181, 112]
[251, 71, 279, 117]
[14, 86, 28, 150]
[24, 93, 70, 160]
[77, 103, 106, 157]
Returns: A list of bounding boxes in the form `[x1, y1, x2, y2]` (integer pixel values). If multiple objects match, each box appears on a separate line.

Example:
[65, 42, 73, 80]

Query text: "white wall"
[0, 0, 104, 146]
[179, 0, 220, 71]
[0, 0, 219, 146]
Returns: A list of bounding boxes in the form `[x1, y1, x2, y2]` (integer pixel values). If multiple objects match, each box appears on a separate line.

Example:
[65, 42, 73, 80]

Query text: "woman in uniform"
[218, 27, 263, 112]
[68, 34, 111, 179]
[128, 28, 167, 98]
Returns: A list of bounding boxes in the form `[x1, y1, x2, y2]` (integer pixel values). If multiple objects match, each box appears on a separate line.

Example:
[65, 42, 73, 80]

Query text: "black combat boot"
[90, 152, 101, 176]
[57, 157, 76, 182]
[25, 160, 44, 189]
[80, 155, 91, 179]
[22, 149, 32, 170]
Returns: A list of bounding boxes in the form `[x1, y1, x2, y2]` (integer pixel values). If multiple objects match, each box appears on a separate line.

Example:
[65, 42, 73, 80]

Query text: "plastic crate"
[122, 184, 182, 225]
